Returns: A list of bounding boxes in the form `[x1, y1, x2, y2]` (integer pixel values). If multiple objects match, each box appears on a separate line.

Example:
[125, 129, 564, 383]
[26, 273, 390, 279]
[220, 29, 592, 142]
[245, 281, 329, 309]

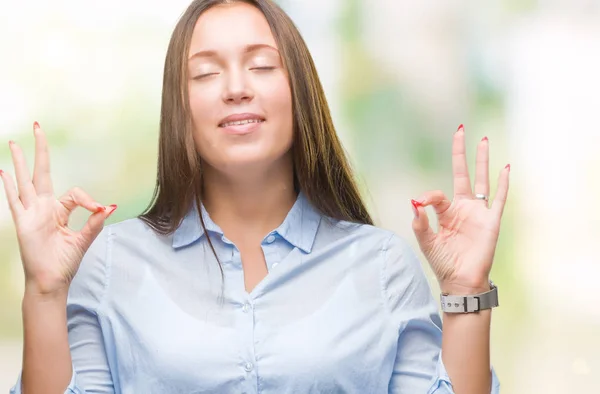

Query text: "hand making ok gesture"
[0, 122, 117, 297]
[411, 124, 510, 294]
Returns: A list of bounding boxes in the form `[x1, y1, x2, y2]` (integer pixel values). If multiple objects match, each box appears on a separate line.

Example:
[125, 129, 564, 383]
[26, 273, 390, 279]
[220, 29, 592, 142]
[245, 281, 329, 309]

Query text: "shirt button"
[266, 235, 276, 244]
[244, 362, 254, 372]
[242, 303, 251, 313]
[272, 262, 279, 269]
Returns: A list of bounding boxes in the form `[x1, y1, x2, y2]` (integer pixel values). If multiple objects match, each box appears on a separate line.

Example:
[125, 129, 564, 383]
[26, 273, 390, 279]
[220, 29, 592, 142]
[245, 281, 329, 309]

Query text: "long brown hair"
[139, 0, 373, 252]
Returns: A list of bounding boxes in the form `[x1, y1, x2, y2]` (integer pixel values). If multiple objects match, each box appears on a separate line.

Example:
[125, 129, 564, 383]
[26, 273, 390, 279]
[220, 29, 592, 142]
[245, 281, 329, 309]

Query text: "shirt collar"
[172, 191, 321, 253]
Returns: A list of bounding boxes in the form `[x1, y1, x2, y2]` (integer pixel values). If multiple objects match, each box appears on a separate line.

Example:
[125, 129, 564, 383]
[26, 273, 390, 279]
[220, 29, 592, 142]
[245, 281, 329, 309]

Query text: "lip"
[218, 112, 266, 136]
[218, 112, 265, 127]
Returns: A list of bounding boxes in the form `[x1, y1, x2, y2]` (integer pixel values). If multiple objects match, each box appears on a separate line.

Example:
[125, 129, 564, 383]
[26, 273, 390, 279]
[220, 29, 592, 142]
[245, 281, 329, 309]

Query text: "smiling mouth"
[219, 119, 265, 128]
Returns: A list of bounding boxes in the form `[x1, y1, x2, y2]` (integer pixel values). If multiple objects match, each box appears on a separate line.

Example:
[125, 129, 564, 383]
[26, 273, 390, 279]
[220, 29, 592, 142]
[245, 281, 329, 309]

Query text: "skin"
[1, 130, 117, 393]
[412, 125, 510, 393]
[0, 4, 509, 394]
[187, 3, 296, 293]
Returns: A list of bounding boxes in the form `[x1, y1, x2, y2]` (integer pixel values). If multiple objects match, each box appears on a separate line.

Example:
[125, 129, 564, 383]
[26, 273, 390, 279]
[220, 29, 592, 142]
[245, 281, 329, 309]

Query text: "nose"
[222, 69, 254, 104]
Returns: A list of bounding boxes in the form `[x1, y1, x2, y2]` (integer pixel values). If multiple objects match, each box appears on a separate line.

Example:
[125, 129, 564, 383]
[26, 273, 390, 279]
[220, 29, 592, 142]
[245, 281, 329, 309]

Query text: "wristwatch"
[440, 281, 499, 313]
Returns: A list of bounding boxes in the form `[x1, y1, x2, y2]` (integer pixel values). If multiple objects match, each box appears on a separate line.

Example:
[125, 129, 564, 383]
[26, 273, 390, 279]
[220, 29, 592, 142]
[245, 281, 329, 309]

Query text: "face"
[187, 2, 293, 176]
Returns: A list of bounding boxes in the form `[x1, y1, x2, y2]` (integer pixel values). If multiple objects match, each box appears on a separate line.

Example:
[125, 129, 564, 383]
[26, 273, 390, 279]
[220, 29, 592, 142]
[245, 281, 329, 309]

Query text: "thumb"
[410, 199, 436, 253]
[79, 204, 117, 247]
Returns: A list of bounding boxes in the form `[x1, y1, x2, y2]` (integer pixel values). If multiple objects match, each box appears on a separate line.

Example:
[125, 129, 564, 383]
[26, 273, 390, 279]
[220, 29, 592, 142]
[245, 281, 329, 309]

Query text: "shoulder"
[316, 218, 432, 312]
[71, 218, 169, 287]
[75, 218, 152, 273]
[100, 217, 177, 271]
[317, 216, 407, 253]
[319, 217, 425, 284]
[69, 217, 173, 307]
[104, 216, 155, 238]
[316, 216, 419, 272]
[102, 216, 174, 249]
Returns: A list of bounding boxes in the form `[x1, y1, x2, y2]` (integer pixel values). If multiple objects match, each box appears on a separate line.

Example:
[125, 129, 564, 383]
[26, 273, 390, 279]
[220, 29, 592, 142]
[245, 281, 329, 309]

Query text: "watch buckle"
[465, 296, 480, 313]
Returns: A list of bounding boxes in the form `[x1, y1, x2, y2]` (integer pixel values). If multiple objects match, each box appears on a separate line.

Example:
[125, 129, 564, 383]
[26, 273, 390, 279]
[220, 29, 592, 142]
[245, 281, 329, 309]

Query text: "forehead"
[189, 3, 278, 53]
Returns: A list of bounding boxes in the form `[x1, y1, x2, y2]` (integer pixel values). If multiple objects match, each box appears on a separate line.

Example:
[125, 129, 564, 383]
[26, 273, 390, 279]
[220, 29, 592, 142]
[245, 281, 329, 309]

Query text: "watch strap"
[440, 281, 499, 313]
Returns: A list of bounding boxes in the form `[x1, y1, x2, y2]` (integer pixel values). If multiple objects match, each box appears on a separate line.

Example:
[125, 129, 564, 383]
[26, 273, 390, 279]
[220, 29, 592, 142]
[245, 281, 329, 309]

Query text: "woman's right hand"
[0, 122, 117, 297]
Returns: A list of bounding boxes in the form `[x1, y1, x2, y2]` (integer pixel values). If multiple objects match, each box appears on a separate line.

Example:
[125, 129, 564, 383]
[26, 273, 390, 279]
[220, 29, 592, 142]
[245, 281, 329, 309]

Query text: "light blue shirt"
[11, 192, 500, 393]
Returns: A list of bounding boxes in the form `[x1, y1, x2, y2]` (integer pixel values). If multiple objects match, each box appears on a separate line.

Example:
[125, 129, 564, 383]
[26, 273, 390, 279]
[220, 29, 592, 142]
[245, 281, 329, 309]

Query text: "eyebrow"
[188, 43, 279, 60]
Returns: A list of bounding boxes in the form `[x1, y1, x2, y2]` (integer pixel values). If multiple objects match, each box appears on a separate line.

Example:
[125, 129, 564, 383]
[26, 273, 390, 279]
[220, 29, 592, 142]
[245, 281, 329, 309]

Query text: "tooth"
[221, 119, 263, 127]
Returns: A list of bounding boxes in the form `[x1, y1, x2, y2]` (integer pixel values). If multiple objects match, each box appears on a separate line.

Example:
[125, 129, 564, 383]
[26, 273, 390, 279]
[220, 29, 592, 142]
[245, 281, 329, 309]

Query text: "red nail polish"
[456, 124, 464, 133]
[8, 140, 14, 146]
[411, 199, 423, 207]
[107, 204, 118, 215]
[0, 169, 4, 176]
[482, 136, 488, 142]
[505, 164, 511, 171]
[33, 121, 40, 130]
[410, 199, 421, 218]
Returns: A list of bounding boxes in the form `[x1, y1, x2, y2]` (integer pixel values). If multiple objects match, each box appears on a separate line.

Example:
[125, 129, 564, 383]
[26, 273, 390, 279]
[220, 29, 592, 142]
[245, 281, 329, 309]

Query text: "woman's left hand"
[411, 124, 510, 295]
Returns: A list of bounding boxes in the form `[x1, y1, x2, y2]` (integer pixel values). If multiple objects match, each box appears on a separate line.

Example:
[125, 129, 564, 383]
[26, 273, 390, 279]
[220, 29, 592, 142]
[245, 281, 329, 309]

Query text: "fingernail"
[456, 124, 464, 133]
[0, 169, 4, 176]
[505, 164, 511, 171]
[33, 121, 40, 130]
[8, 140, 14, 146]
[410, 199, 421, 218]
[107, 204, 118, 215]
[95, 204, 106, 213]
[482, 136, 488, 142]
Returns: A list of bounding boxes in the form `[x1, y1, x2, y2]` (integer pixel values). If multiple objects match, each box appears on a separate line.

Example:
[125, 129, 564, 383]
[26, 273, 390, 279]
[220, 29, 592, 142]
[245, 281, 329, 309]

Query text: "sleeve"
[381, 233, 500, 394]
[10, 227, 116, 394]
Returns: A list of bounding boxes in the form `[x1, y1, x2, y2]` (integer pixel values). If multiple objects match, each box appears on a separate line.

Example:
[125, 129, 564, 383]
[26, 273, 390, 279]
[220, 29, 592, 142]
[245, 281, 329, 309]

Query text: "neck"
[201, 157, 297, 241]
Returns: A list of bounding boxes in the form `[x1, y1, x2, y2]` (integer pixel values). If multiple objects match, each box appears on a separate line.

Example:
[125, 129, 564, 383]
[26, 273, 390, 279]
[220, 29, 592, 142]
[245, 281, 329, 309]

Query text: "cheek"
[266, 76, 293, 135]
[189, 85, 218, 129]
[188, 85, 223, 156]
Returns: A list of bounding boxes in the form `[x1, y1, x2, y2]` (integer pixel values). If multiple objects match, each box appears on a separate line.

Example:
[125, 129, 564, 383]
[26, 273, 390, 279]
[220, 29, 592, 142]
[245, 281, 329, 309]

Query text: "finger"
[79, 205, 117, 246]
[410, 199, 436, 253]
[32, 122, 54, 196]
[452, 124, 473, 199]
[491, 164, 511, 218]
[473, 136, 490, 201]
[0, 169, 25, 217]
[58, 187, 107, 215]
[416, 190, 452, 216]
[8, 141, 37, 208]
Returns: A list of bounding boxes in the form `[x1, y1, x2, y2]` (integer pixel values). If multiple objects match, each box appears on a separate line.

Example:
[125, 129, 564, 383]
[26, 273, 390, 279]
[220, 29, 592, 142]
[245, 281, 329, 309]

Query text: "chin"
[202, 142, 292, 174]
[216, 154, 278, 173]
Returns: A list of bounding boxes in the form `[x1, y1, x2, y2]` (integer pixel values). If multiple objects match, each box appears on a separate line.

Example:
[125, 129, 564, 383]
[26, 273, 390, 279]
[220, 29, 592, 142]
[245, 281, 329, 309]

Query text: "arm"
[20, 290, 73, 394]
[1, 123, 116, 394]
[11, 228, 115, 394]
[383, 232, 446, 394]
[384, 234, 500, 394]
[440, 283, 493, 394]
[408, 124, 509, 393]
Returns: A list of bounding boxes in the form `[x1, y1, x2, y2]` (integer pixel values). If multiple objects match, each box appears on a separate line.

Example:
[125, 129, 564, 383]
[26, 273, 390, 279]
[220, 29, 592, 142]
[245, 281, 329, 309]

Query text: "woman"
[2, 0, 508, 393]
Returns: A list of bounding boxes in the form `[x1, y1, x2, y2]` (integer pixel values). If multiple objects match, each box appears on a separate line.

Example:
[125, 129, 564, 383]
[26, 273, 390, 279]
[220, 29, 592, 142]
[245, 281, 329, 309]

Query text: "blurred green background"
[1, 0, 599, 392]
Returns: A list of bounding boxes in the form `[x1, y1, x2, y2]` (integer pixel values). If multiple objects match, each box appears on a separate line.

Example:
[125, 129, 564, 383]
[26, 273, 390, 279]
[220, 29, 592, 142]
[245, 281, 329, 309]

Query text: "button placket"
[239, 296, 257, 384]
[263, 240, 281, 273]
[237, 294, 258, 393]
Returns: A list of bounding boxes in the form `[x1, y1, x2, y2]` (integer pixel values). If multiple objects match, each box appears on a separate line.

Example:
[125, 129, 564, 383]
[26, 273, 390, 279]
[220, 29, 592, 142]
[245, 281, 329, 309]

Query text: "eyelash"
[194, 73, 217, 80]
[194, 67, 276, 79]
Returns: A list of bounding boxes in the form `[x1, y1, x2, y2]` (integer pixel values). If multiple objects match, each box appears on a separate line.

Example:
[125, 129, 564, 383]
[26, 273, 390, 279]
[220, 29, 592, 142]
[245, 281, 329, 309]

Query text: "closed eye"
[193, 73, 219, 80]
[251, 66, 276, 71]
